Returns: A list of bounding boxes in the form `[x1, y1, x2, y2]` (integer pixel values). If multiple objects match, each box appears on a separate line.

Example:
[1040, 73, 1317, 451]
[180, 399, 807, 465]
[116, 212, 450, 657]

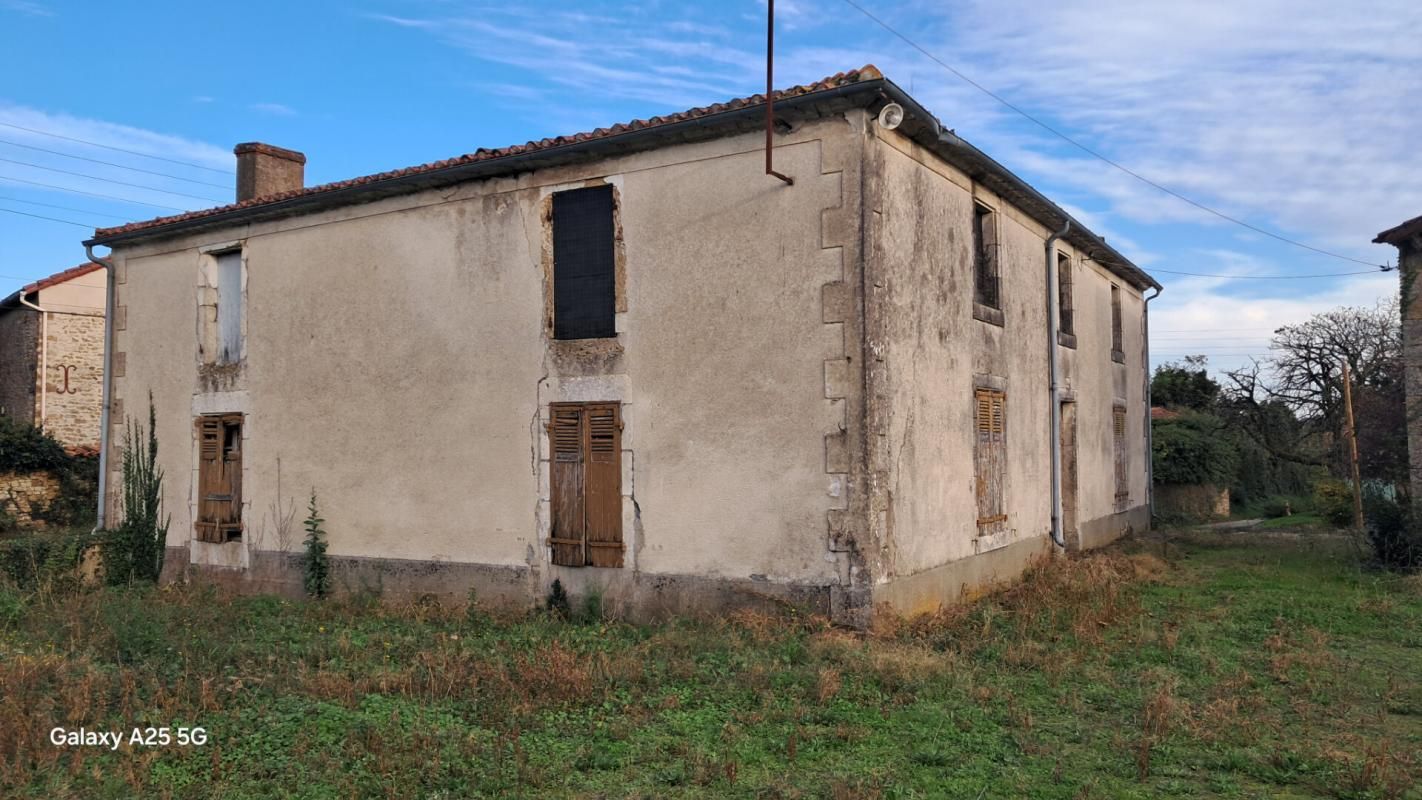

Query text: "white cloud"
[1, 0, 51, 17]
[250, 102, 297, 116]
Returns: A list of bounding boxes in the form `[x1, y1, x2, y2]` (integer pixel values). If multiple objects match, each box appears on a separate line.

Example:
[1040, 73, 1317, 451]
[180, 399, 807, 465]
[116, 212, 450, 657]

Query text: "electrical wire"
[0, 195, 128, 219]
[0, 157, 226, 203]
[838, 0, 1392, 270]
[0, 120, 232, 174]
[0, 207, 96, 228]
[0, 138, 232, 189]
[1150, 267, 1388, 280]
[0, 174, 188, 211]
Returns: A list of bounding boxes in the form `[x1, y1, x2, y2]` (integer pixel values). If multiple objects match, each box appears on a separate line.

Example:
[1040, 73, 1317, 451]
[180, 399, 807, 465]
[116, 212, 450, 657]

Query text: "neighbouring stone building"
[0, 262, 106, 447]
[1375, 215, 1421, 514]
[85, 67, 1159, 626]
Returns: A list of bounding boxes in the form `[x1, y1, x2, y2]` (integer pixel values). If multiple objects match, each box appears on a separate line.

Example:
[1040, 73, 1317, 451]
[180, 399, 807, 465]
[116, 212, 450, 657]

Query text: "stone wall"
[0, 470, 61, 527]
[41, 312, 104, 447]
[0, 307, 38, 425]
[1155, 483, 1230, 520]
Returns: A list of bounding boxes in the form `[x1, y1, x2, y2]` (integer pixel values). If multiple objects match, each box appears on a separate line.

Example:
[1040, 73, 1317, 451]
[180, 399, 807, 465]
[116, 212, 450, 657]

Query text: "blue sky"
[2, 0, 1416, 373]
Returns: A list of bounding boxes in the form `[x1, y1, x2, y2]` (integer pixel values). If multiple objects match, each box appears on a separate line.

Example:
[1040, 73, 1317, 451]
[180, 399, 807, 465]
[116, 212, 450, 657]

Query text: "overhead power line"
[1150, 267, 1388, 280]
[0, 120, 233, 175]
[0, 138, 232, 189]
[0, 207, 97, 228]
[0, 156, 226, 203]
[0, 195, 128, 219]
[838, 0, 1392, 271]
[0, 174, 186, 211]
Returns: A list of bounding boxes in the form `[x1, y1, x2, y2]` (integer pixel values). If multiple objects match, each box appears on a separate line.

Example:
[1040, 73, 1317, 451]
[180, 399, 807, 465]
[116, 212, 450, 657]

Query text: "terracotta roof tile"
[91, 67, 882, 240]
[25, 262, 102, 294]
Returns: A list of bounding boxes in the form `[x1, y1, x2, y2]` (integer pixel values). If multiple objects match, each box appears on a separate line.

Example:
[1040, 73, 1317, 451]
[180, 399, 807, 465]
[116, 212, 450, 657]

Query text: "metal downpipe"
[85, 243, 115, 532]
[1143, 285, 1162, 520]
[1047, 219, 1071, 549]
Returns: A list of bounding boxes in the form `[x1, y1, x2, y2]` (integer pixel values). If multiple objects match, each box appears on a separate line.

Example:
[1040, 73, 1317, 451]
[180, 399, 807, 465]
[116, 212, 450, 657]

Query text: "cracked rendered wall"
[863, 127, 1150, 616]
[108, 115, 869, 614]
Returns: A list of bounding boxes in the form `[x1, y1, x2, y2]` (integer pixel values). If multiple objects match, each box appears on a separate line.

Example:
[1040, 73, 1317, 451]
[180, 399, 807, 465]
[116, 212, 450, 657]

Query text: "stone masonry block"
[822, 282, 854, 324]
[824, 359, 851, 400]
[825, 430, 849, 474]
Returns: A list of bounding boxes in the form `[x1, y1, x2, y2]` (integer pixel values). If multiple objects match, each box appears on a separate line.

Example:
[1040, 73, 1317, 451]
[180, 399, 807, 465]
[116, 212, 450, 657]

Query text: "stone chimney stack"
[234, 142, 305, 203]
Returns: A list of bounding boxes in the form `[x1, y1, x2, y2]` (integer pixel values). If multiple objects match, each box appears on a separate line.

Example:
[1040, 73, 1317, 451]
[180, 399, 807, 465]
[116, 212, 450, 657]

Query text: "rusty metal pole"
[765, 0, 793, 185]
[1342, 359, 1365, 533]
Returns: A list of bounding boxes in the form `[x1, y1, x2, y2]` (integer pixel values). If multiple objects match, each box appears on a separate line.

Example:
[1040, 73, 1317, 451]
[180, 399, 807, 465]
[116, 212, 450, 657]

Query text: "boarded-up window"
[972, 203, 1000, 310]
[1057, 252, 1074, 337]
[216, 251, 242, 365]
[1110, 285, 1124, 362]
[548, 402, 622, 567]
[974, 388, 1006, 527]
[196, 414, 242, 543]
[552, 185, 616, 340]
[1113, 405, 1129, 509]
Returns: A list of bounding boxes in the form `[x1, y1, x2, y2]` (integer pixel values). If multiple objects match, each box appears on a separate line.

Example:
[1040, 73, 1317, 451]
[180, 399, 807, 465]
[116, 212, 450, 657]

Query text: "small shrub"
[301, 491, 331, 599]
[1312, 479, 1355, 528]
[578, 586, 604, 624]
[546, 578, 570, 620]
[0, 416, 67, 473]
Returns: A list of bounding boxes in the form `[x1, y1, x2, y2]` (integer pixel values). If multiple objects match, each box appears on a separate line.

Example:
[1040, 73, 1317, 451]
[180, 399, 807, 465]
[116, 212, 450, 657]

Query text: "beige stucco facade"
[98, 82, 1152, 626]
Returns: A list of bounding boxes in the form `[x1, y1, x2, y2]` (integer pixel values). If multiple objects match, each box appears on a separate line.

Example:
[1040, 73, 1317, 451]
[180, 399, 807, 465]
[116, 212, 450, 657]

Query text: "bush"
[0, 530, 94, 592]
[1312, 479, 1355, 528]
[0, 418, 98, 529]
[1152, 412, 1238, 486]
[1362, 486, 1421, 572]
[0, 416, 68, 473]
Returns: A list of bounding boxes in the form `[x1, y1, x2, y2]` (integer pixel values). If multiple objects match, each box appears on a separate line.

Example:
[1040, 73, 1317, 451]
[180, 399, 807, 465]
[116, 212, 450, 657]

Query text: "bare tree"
[1222, 300, 1404, 481]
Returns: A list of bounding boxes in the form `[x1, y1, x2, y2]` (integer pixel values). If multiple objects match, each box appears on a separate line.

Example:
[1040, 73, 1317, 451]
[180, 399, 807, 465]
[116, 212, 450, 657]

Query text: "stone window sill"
[1058, 331, 1077, 349]
[973, 303, 1004, 328]
[1111, 349, 1125, 364]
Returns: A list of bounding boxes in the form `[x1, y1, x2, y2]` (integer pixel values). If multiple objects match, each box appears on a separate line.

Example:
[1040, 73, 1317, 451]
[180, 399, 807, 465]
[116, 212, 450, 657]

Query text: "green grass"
[1255, 513, 1328, 530]
[1, 532, 1419, 799]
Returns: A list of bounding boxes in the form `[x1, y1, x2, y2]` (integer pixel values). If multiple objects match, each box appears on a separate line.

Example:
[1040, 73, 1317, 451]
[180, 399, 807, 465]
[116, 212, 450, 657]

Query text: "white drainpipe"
[17, 291, 47, 430]
[85, 244, 115, 531]
[1046, 219, 1071, 549]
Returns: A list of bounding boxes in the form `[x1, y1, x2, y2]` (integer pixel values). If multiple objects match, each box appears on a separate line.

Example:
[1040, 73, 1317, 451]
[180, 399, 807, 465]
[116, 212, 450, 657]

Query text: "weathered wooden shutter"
[548, 402, 622, 567]
[1110, 286, 1123, 355]
[548, 406, 586, 566]
[196, 418, 223, 543]
[584, 404, 623, 567]
[973, 205, 1000, 309]
[1113, 406, 1129, 508]
[975, 389, 1007, 526]
[195, 415, 242, 543]
[1057, 253, 1074, 336]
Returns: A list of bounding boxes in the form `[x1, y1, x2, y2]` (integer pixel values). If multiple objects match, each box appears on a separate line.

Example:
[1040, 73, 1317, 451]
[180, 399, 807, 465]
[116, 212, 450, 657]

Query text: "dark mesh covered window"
[553, 185, 616, 340]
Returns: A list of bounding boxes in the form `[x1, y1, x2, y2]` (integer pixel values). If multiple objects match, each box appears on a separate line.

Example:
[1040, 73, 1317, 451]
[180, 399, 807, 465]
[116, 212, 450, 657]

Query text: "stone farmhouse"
[83, 67, 1160, 626]
[0, 262, 106, 448]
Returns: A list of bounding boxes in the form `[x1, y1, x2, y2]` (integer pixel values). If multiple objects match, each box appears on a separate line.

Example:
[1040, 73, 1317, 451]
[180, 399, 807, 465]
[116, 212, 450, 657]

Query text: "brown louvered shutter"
[196, 418, 223, 543]
[1113, 406, 1129, 509]
[584, 403, 623, 567]
[195, 415, 243, 543]
[547, 403, 623, 567]
[548, 406, 586, 566]
[975, 389, 1007, 526]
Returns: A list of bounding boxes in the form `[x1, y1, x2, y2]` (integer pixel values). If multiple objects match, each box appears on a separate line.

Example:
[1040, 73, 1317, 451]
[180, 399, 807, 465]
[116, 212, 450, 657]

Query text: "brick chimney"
[234, 142, 305, 203]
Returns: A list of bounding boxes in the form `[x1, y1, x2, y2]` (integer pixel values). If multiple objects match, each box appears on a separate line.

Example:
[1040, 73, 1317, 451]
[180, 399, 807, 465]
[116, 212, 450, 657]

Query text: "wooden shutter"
[547, 402, 623, 567]
[1113, 406, 1129, 508]
[1111, 286, 1123, 355]
[975, 389, 1007, 526]
[973, 204, 1000, 309]
[1057, 253, 1074, 336]
[548, 406, 586, 566]
[195, 415, 242, 543]
[584, 404, 623, 567]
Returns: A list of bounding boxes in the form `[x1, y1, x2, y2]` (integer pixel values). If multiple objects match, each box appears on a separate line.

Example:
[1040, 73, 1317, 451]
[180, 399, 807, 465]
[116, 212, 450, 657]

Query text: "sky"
[1, 0, 1417, 374]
